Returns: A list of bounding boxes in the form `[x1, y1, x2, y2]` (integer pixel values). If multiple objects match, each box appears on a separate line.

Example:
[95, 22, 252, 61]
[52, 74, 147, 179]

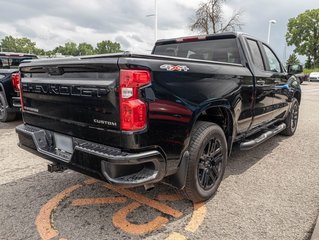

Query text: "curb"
[311, 214, 319, 240]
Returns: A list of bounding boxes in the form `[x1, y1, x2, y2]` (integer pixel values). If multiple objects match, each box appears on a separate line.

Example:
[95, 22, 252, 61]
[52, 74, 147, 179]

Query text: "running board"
[240, 123, 286, 151]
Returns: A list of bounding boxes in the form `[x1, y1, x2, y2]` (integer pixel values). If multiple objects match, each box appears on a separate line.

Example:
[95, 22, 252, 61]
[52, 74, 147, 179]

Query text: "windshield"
[0, 57, 35, 69]
[153, 38, 241, 64]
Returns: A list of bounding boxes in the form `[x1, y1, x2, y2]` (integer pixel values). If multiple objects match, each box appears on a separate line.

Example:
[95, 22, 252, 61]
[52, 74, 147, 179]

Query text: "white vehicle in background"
[309, 72, 319, 82]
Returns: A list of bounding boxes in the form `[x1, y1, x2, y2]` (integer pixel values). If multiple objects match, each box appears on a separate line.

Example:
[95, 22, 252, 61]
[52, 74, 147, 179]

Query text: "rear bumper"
[16, 124, 166, 187]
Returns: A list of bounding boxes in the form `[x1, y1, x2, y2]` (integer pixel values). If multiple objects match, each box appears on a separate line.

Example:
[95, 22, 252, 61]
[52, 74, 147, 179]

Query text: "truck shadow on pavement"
[0, 119, 22, 130]
[225, 135, 286, 179]
[0, 135, 287, 240]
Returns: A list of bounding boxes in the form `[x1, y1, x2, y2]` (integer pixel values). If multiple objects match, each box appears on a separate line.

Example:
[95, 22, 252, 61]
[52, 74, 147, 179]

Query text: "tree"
[286, 9, 319, 68]
[95, 40, 121, 54]
[51, 42, 81, 56]
[0, 35, 45, 55]
[190, 0, 243, 34]
[0, 35, 122, 57]
[286, 53, 300, 66]
[305, 57, 312, 69]
[63, 42, 79, 56]
[78, 43, 95, 56]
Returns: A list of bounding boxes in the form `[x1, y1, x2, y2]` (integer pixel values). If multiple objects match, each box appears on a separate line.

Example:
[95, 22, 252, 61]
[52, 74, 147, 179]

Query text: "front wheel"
[182, 121, 227, 202]
[280, 98, 299, 136]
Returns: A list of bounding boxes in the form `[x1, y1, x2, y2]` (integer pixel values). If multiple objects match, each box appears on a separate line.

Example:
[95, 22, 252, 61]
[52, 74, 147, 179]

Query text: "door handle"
[256, 80, 265, 85]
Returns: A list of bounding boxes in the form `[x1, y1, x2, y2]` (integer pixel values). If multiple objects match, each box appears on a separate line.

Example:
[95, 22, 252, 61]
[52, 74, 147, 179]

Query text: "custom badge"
[160, 64, 190, 72]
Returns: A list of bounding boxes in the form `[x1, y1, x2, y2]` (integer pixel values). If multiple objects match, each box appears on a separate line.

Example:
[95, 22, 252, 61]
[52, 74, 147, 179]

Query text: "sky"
[0, 0, 318, 63]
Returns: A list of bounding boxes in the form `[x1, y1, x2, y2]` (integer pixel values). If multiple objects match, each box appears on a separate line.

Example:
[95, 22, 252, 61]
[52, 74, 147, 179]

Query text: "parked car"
[16, 32, 302, 202]
[0, 52, 37, 122]
[309, 72, 319, 82]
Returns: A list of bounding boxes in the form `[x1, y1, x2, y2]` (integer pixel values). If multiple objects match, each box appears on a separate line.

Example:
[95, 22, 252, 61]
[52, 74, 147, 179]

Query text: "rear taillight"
[12, 72, 24, 111]
[12, 73, 21, 91]
[19, 80, 24, 111]
[120, 69, 151, 131]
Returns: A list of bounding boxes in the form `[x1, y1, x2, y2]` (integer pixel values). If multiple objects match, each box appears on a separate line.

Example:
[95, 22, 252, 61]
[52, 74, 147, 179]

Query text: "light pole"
[146, 0, 158, 43]
[267, 19, 277, 44]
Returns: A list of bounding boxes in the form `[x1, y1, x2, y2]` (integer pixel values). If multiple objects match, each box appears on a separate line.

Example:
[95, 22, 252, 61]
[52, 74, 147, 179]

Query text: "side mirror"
[287, 64, 303, 75]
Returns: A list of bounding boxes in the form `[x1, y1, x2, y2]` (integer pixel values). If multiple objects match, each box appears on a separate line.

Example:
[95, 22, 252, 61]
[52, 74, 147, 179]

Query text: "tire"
[0, 92, 16, 122]
[280, 98, 299, 136]
[182, 121, 227, 202]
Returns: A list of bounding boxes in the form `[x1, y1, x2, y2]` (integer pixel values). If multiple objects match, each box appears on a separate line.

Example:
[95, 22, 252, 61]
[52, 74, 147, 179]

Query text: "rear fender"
[191, 100, 235, 154]
[168, 100, 235, 190]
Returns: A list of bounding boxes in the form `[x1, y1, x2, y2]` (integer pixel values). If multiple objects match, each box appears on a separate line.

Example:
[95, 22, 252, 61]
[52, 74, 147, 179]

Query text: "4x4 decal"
[160, 64, 190, 72]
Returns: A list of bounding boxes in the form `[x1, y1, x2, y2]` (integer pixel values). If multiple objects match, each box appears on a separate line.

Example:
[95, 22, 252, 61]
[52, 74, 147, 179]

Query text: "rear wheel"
[182, 121, 227, 202]
[280, 98, 299, 136]
[0, 92, 16, 122]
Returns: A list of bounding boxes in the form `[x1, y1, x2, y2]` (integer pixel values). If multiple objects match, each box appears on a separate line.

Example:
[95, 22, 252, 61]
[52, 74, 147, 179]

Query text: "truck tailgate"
[20, 57, 121, 145]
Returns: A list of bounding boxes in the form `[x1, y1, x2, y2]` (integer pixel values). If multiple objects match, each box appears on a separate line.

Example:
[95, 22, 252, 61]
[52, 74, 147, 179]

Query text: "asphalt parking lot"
[1, 83, 319, 240]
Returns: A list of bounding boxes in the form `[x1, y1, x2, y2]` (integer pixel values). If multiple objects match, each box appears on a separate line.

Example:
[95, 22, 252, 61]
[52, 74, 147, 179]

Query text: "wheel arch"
[166, 101, 236, 190]
[191, 102, 235, 156]
[294, 90, 301, 104]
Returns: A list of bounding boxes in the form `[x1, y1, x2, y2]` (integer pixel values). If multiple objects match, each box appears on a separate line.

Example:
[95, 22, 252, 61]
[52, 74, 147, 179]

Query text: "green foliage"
[286, 53, 300, 66]
[304, 68, 319, 74]
[52, 42, 79, 56]
[0, 35, 122, 57]
[78, 43, 95, 56]
[50, 40, 121, 56]
[0, 35, 45, 55]
[95, 40, 121, 54]
[305, 57, 312, 69]
[286, 9, 319, 68]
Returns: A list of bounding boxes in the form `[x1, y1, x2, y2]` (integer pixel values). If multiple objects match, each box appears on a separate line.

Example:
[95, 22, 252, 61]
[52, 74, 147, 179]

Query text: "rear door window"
[246, 39, 265, 71]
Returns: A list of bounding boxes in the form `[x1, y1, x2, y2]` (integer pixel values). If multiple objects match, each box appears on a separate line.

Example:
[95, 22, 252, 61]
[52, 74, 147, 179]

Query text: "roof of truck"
[155, 32, 248, 45]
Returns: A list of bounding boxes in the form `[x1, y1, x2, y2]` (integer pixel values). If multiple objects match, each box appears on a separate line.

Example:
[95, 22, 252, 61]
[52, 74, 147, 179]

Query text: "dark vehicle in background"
[0, 52, 37, 122]
[16, 32, 302, 202]
[287, 64, 307, 84]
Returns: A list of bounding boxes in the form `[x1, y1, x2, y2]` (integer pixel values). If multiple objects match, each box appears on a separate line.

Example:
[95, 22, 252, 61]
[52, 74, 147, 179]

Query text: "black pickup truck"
[0, 52, 37, 122]
[16, 32, 302, 202]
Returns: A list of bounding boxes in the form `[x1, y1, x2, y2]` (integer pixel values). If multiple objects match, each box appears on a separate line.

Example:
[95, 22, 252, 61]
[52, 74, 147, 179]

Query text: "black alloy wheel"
[0, 94, 5, 119]
[198, 138, 223, 190]
[290, 101, 299, 133]
[280, 98, 299, 136]
[0, 92, 16, 122]
[183, 121, 227, 202]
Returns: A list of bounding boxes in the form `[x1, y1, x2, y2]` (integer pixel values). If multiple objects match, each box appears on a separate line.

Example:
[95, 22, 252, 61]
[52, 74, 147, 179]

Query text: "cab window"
[246, 39, 265, 71]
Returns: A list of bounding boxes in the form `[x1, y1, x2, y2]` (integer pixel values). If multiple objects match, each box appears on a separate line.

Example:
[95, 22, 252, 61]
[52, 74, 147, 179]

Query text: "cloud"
[115, 35, 131, 50]
[0, 0, 317, 62]
[130, 34, 143, 43]
[227, 0, 319, 62]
